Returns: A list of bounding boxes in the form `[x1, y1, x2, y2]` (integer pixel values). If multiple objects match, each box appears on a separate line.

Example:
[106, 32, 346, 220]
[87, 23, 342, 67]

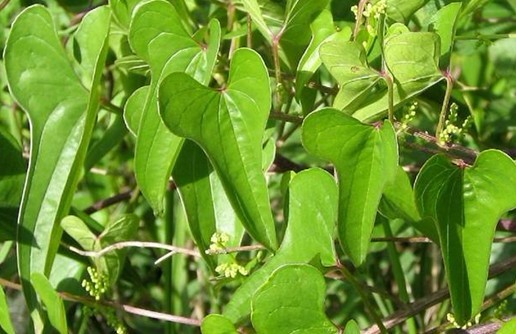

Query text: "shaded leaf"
[30, 273, 67, 334]
[61, 215, 97, 252]
[251, 264, 339, 334]
[425, 2, 462, 62]
[159, 48, 277, 250]
[223, 168, 337, 323]
[414, 150, 516, 324]
[4, 4, 110, 311]
[387, 0, 428, 22]
[302, 108, 398, 266]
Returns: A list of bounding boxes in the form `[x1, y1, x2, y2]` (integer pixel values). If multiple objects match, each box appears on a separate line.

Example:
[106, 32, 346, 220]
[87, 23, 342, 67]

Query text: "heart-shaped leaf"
[414, 150, 516, 324]
[251, 264, 339, 334]
[223, 168, 337, 323]
[425, 2, 462, 62]
[302, 108, 398, 266]
[128, 0, 220, 215]
[159, 48, 277, 250]
[4, 4, 110, 313]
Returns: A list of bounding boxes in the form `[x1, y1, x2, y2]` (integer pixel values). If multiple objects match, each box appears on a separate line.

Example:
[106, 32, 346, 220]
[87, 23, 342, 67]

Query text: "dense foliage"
[0, 0, 515, 333]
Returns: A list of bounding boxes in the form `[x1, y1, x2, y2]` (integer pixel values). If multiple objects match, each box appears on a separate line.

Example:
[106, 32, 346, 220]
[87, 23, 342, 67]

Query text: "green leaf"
[30, 273, 68, 334]
[319, 40, 382, 116]
[239, 0, 272, 42]
[223, 168, 337, 323]
[61, 215, 97, 251]
[344, 319, 361, 334]
[499, 318, 516, 334]
[386, 0, 428, 22]
[159, 48, 277, 250]
[302, 108, 398, 266]
[124, 85, 148, 136]
[172, 141, 217, 268]
[281, 0, 330, 67]
[321, 27, 444, 121]
[425, 2, 462, 62]
[379, 167, 434, 239]
[128, 0, 221, 215]
[296, 10, 347, 96]
[0, 287, 15, 334]
[414, 150, 516, 324]
[4, 4, 110, 311]
[201, 314, 238, 334]
[109, 0, 140, 29]
[251, 264, 339, 334]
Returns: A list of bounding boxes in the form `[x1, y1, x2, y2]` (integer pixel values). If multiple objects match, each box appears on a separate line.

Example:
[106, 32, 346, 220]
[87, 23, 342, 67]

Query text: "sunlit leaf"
[128, 0, 220, 214]
[251, 264, 339, 334]
[414, 150, 516, 324]
[4, 5, 110, 313]
[0, 287, 15, 334]
[302, 108, 398, 266]
[159, 48, 277, 250]
[223, 168, 337, 323]
[201, 314, 238, 334]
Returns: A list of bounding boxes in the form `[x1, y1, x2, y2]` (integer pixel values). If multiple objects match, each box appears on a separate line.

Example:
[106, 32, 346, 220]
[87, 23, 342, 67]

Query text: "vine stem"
[353, 0, 369, 39]
[272, 27, 285, 110]
[435, 71, 454, 144]
[0, 278, 201, 326]
[67, 241, 201, 260]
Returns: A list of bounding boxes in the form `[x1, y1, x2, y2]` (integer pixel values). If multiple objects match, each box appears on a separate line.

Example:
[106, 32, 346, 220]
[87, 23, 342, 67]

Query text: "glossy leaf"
[61, 215, 97, 251]
[240, 0, 272, 42]
[0, 287, 15, 334]
[223, 168, 337, 323]
[302, 108, 398, 266]
[128, 0, 221, 215]
[4, 4, 110, 311]
[159, 48, 277, 250]
[414, 150, 516, 324]
[201, 314, 238, 334]
[30, 273, 67, 334]
[124, 85, 148, 136]
[251, 264, 339, 334]
[109, 0, 140, 29]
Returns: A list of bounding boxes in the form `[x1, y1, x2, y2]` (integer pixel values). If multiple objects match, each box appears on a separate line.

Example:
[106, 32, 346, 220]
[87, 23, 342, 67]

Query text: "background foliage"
[0, 0, 515, 333]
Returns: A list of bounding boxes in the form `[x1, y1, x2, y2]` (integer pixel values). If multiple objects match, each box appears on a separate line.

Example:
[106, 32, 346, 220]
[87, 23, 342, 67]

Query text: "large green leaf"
[321, 27, 443, 121]
[223, 168, 337, 323]
[414, 150, 516, 324]
[127, 0, 221, 215]
[159, 48, 277, 250]
[251, 264, 339, 334]
[386, 0, 429, 22]
[302, 108, 398, 266]
[4, 4, 110, 312]
[425, 2, 462, 61]
[30, 273, 67, 334]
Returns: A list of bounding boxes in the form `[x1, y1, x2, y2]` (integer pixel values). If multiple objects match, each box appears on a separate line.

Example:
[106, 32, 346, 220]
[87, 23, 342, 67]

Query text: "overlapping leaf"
[159, 48, 277, 250]
[127, 0, 220, 214]
[414, 150, 516, 324]
[321, 26, 443, 121]
[302, 108, 398, 266]
[251, 264, 339, 334]
[4, 5, 110, 313]
[201, 314, 238, 334]
[222, 168, 337, 323]
[30, 273, 67, 334]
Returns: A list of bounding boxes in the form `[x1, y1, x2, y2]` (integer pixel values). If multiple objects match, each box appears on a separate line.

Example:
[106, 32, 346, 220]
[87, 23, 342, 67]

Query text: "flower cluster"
[351, 0, 387, 37]
[399, 101, 418, 131]
[439, 103, 472, 144]
[215, 262, 249, 278]
[446, 313, 481, 329]
[81, 266, 109, 301]
[206, 232, 230, 254]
